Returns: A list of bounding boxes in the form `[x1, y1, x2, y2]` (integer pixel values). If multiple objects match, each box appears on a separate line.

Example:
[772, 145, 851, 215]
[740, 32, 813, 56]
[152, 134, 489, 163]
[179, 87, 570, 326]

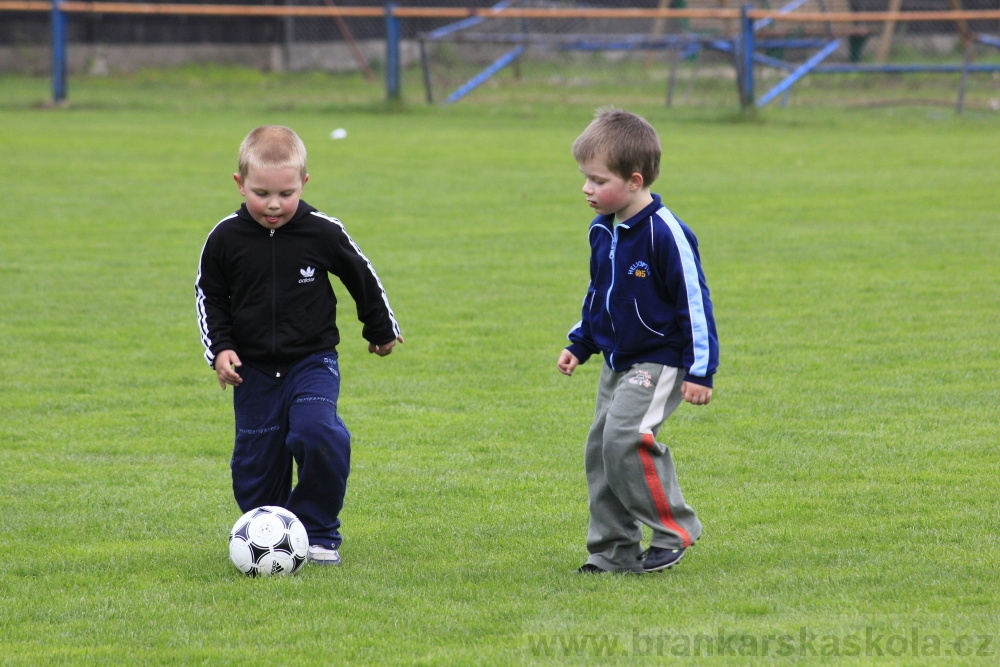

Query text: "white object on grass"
[229, 506, 309, 577]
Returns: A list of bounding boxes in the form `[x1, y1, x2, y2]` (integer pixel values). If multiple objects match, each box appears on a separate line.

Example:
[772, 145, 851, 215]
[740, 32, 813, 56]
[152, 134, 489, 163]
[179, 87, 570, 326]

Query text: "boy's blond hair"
[572, 107, 660, 187]
[238, 125, 308, 180]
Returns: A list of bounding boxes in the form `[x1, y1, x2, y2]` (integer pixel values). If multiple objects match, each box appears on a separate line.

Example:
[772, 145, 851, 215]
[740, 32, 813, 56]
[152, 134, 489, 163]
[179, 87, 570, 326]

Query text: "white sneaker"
[307, 545, 342, 566]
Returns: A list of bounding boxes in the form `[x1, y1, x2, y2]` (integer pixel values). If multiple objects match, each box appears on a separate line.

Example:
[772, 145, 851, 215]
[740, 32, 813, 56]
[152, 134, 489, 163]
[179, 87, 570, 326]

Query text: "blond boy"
[196, 125, 402, 566]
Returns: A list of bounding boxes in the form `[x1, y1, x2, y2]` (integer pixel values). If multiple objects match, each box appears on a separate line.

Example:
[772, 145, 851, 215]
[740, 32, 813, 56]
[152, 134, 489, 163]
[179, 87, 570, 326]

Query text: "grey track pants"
[585, 362, 702, 572]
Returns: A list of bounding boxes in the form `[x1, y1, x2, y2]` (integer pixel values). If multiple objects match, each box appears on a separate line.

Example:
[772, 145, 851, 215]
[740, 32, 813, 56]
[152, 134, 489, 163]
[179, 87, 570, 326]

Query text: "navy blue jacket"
[566, 194, 719, 387]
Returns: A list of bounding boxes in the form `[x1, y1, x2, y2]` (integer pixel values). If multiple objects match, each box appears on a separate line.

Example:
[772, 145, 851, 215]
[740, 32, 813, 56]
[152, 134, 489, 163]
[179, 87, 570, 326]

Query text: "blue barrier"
[737, 3, 1000, 111]
[444, 45, 525, 105]
[815, 62, 1000, 73]
[423, 0, 518, 40]
[39, 0, 1000, 109]
[756, 39, 840, 107]
[754, 0, 817, 33]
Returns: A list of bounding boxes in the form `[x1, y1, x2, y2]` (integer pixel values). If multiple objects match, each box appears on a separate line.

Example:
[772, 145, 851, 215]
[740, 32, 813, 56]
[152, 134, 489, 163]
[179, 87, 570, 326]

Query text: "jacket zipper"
[607, 224, 619, 368]
[270, 228, 278, 374]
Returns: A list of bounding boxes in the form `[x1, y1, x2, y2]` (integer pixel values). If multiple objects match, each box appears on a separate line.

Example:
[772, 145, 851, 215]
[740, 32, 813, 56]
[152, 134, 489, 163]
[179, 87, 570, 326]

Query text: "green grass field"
[1, 69, 999, 664]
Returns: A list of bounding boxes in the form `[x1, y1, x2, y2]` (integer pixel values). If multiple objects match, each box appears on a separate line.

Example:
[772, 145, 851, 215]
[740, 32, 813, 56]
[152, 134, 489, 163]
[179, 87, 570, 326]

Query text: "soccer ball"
[228, 506, 309, 577]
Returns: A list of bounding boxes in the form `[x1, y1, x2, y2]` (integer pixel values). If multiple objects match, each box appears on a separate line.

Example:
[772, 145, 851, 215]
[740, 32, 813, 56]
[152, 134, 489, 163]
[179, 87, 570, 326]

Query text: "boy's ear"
[628, 172, 644, 191]
[233, 173, 249, 198]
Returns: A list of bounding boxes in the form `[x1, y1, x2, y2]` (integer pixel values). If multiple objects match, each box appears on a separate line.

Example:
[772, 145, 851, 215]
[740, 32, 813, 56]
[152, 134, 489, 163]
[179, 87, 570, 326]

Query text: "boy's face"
[578, 157, 646, 222]
[234, 166, 309, 230]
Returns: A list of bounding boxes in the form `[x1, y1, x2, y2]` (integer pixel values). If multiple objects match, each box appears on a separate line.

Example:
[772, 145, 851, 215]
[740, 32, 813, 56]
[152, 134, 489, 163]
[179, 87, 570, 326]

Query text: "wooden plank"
[643, 0, 672, 69]
[875, 0, 904, 64]
[3, 1, 996, 23]
[950, 0, 971, 50]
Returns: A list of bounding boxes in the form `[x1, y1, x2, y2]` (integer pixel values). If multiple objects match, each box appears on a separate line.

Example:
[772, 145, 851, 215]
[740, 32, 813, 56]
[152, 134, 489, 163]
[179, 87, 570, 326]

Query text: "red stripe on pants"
[639, 433, 692, 548]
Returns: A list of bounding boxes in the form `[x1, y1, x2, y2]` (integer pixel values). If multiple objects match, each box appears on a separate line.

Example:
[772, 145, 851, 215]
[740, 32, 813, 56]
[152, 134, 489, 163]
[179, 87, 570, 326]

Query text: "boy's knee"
[289, 400, 349, 450]
[602, 418, 648, 453]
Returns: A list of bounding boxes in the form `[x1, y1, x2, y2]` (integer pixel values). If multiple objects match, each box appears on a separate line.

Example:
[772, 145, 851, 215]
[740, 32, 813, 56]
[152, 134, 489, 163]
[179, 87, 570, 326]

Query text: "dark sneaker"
[575, 563, 607, 574]
[641, 547, 685, 572]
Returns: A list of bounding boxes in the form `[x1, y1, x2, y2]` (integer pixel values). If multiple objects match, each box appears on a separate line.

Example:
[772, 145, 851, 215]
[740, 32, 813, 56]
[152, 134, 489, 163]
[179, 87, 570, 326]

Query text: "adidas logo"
[298, 266, 316, 284]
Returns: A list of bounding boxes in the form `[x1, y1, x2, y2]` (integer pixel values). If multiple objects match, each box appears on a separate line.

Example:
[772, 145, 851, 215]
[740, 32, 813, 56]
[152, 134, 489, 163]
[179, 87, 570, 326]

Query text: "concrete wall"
[0, 39, 421, 76]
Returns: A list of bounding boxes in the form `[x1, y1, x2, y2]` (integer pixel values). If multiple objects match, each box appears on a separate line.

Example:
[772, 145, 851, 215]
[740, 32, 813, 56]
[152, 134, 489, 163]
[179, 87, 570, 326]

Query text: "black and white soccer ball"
[228, 506, 309, 577]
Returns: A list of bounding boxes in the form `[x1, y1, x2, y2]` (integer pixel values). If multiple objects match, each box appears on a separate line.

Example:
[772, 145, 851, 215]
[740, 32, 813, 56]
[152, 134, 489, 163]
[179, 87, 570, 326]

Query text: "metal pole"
[419, 39, 433, 104]
[51, 0, 67, 104]
[956, 39, 972, 114]
[385, 3, 401, 102]
[740, 5, 755, 108]
[666, 46, 680, 107]
[756, 39, 840, 108]
[443, 45, 523, 105]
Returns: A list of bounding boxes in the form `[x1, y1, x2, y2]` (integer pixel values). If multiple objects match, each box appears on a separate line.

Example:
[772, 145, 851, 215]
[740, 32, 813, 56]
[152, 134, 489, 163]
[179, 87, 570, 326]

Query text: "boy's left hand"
[681, 381, 712, 406]
[369, 334, 404, 357]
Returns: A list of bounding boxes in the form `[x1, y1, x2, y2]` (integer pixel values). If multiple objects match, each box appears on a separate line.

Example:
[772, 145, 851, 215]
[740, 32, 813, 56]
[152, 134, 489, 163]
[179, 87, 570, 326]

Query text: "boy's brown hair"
[238, 125, 308, 180]
[572, 107, 660, 187]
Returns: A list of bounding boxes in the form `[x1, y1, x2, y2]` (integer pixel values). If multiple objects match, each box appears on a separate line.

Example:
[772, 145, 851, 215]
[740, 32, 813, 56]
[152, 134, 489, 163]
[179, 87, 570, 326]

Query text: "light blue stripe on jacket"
[655, 207, 711, 377]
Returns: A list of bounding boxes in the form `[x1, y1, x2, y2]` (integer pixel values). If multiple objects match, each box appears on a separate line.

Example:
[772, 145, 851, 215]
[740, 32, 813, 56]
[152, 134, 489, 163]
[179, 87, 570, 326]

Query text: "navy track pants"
[231, 353, 349, 549]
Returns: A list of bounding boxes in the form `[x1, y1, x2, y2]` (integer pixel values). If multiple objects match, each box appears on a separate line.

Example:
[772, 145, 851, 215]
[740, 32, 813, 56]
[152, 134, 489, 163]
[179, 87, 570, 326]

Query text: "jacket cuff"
[683, 373, 714, 388]
[209, 342, 237, 369]
[566, 343, 593, 365]
[363, 322, 398, 348]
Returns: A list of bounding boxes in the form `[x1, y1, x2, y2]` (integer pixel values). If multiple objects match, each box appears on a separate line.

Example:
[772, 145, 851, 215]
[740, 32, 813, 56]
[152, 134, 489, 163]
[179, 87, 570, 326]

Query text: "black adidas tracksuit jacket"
[195, 200, 400, 377]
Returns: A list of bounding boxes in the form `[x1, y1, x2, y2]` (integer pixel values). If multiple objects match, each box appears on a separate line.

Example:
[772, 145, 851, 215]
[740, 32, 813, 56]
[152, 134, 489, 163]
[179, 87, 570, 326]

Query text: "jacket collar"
[591, 193, 662, 231]
[617, 193, 662, 229]
[236, 199, 318, 228]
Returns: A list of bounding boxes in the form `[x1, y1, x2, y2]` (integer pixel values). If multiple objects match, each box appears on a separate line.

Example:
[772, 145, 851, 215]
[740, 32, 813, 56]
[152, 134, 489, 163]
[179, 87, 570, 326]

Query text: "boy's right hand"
[369, 334, 404, 357]
[215, 349, 243, 389]
[557, 350, 580, 376]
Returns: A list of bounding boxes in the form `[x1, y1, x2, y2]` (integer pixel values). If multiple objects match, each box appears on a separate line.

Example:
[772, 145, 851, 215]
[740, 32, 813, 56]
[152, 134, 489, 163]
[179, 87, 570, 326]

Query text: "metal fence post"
[51, 0, 67, 104]
[740, 5, 755, 109]
[385, 3, 401, 102]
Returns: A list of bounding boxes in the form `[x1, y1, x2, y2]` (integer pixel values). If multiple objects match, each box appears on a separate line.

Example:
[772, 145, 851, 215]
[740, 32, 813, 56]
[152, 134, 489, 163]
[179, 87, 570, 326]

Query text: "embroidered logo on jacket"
[298, 266, 316, 284]
[629, 369, 653, 387]
[628, 261, 650, 278]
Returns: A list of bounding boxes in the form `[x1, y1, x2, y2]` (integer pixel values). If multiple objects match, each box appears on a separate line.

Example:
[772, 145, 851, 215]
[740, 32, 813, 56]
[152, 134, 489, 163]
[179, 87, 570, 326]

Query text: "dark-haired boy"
[558, 109, 719, 574]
